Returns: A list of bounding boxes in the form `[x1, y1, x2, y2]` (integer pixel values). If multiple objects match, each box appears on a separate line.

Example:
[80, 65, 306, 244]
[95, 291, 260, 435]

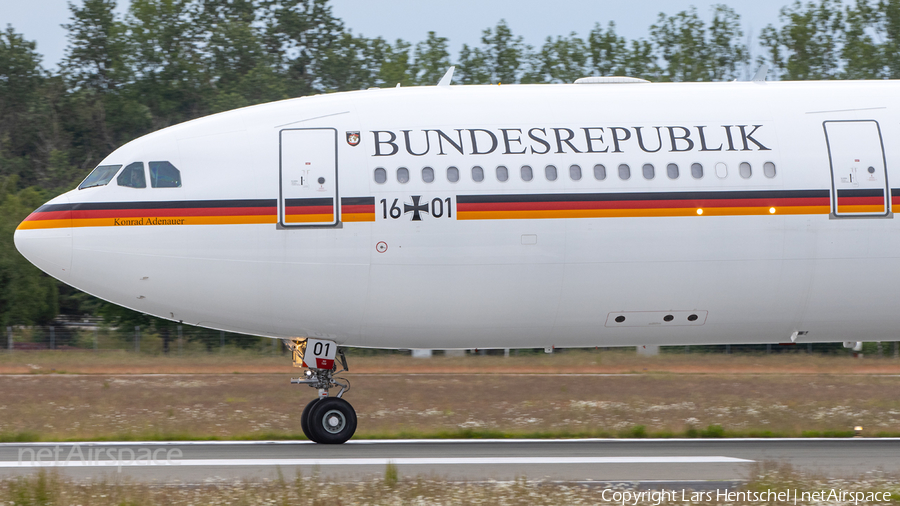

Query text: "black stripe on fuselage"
[456, 189, 831, 204]
[36, 199, 277, 213]
[341, 196, 375, 206]
[284, 198, 333, 207]
[836, 188, 886, 197]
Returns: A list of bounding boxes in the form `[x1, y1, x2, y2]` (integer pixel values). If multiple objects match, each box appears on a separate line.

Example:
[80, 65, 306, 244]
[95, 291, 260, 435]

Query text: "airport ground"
[0, 350, 897, 503]
[0, 464, 894, 506]
[0, 350, 897, 440]
[0, 441, 899, 505]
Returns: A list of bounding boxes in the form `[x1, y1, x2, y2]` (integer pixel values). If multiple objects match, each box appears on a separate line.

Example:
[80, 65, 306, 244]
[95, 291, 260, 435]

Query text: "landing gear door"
[279, 128, 338, 227]
[824, 120, 889, 217]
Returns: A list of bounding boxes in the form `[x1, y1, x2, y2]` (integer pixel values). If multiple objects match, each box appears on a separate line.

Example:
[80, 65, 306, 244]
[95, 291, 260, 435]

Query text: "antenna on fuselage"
[437, 66, 455, 86]
[752, 64, 768, 82]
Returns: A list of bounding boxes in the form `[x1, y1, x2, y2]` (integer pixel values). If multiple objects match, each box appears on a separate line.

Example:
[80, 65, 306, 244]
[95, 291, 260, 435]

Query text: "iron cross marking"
[403, 196, 429, 221]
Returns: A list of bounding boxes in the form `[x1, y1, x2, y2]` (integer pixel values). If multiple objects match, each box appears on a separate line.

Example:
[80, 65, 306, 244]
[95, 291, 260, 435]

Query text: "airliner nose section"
[14, 194, 73, 279]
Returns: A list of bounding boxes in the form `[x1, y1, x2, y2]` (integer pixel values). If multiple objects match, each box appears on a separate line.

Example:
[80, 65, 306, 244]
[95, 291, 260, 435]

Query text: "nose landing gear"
[286, 338, 356, 444]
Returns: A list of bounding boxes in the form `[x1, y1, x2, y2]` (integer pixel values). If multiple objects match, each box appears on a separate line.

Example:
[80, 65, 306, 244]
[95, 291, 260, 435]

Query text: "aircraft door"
[279, 128, 338, 227]
[824, 120, 889, 217]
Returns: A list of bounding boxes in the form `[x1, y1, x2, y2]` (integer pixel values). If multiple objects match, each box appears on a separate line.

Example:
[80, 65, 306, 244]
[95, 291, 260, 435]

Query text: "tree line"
[1, 0, 899, 330]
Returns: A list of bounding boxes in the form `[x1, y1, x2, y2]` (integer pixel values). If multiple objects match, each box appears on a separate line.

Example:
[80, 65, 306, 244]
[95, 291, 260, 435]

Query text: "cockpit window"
[78, 164, 122, 190]
[149, 161, 182, 188]
[117, 162, 146, 188]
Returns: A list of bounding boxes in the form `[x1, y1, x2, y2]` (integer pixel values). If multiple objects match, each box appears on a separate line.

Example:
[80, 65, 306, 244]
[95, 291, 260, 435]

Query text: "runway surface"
[0, 438, 895, 483]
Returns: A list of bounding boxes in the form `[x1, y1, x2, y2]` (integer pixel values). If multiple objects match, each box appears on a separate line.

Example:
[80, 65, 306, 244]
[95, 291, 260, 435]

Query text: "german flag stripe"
[836, 189, 887, 214]
[341, 196, 375, 222]
[457, 189, 833, 220]
[18, 197, 376, 229]
[17, 189, 898, 229]
[457, 189, 830, 203]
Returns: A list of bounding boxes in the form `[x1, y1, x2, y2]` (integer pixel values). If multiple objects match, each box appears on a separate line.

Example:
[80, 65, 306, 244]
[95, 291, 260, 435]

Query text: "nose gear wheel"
[307, 397, 357, 444]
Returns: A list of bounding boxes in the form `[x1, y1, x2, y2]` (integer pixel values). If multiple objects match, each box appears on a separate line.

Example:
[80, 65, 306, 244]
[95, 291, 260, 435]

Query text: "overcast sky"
[2, 0, 792, 70]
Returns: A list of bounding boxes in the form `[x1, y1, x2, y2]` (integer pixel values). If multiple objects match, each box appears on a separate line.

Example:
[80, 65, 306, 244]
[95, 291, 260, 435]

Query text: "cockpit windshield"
[149, 161, 181, 188]
[78, 164, 122, 190]
[117, 162, 146, 188]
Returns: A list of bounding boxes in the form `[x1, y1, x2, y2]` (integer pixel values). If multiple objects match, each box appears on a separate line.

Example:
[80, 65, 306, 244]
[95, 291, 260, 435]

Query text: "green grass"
[0, 465, 898, 505]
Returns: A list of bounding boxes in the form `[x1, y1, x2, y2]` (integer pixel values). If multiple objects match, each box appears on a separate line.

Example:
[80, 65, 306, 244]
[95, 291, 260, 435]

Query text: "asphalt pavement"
[0, 438, 894, 484]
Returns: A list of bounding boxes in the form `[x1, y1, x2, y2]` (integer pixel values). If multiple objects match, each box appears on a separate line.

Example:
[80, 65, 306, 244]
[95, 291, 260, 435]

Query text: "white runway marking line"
[0, 456, 753, 468]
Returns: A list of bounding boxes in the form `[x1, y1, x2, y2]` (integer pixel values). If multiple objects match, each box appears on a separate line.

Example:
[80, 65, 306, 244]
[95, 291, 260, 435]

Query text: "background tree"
[587, 22, 630, 77]
[369, 37, 413, 87]
[0, 181, 59, 327]
[262, 0, 346, 95]
[126, 0, 209, 127]
[62, 0, 148, 160]
[877, 0, 900, 77]
[536, 33, 589, 83]
[0, 27, 51, 188]
[3, 0, 900, 329]
[651, 5, 748, 82]
[410, 31, 450, 85]
[760, 0, 844, 80]
[457, 20, 529, 84]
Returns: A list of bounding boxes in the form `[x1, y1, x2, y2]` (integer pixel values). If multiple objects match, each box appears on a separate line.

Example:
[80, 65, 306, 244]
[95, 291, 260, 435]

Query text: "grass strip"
[0, 463, 898, 505]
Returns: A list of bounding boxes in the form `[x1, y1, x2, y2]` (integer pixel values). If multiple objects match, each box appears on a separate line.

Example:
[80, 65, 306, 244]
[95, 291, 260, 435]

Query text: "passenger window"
[593, 164, 606, 180]
[148, 161, 182, 188]
[545, 165, 557, 181]
[739, 162, 752, 179]
[764, 162, 777, 178]
[618, 164, 630, 180]
[715, 162, 727, 178]
[667, 163, 679, 179]
[422, 167, 434, 183]
[691, 163, 703, 179]
[521, 165, 533, 181]
[496, 165, 509, 182]
[569, 164, 582, 180]
[447, 166, 459, 182]
[79, 164, 121, 190]
[117, 162, 146, 188]
[472, 166, 484, 182]
[642, 163, 655, 180]
[374, 168, 387, 184]
[397, 167, 409, 183]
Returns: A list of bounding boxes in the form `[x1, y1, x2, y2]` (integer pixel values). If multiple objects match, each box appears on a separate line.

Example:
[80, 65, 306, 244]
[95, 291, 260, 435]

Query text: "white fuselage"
[14, 80, 900, 349]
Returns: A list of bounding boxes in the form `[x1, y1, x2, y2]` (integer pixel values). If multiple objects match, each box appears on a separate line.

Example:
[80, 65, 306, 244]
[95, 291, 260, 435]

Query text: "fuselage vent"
[573, 76, 650, 84]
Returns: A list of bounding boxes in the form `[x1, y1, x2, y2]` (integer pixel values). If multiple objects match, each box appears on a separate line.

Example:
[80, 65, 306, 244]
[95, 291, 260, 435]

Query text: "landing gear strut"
[285, 338, 356, 444]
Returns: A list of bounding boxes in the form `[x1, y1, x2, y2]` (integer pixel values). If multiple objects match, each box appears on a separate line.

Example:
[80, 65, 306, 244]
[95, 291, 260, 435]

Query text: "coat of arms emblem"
[346, 131, 360, 146]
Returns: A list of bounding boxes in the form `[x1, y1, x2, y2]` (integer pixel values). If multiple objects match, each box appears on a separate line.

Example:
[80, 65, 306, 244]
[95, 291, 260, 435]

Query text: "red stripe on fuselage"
[285, 205, 333, 215]
[457, 197, 830, 212]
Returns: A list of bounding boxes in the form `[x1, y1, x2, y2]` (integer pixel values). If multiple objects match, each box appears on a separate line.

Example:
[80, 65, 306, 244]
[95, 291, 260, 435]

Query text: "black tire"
[308, 397, 357, 444]
[301, 399, 319, 443]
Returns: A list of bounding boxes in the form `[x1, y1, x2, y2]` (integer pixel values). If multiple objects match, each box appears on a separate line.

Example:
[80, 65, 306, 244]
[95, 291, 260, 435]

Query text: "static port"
[318, 177, 326, 184]
[663, 314, 674, 322]
[687, 314, 699, 321]
[615, 315, 626, 323]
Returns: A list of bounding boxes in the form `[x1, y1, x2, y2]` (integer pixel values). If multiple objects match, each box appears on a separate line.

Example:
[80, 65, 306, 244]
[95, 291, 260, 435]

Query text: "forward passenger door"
[824, 120, 890, 217]
[279, 128, 339, 227]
